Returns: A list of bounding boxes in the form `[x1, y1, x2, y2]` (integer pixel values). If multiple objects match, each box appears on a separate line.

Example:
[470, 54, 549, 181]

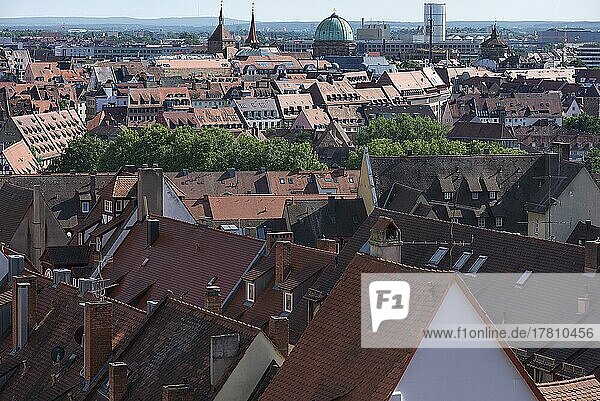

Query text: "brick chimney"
[162, 384, 193, 401]
[275, 241, 292, 285]
[210, 333, 240, 387]
[11, 275, 37, 352]
[205, 286, 222, 314]
[585, 240, 600, 273]
[316, 238, 338, 253]
[109, 362, 128, 401]
[268, 316, 289, 357]
[7, 254, 25, 282]
[265, 232, 294, 254]
[84, 301, 113, 382]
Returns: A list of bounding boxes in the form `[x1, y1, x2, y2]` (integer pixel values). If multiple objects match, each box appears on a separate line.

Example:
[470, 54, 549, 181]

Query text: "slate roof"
[283, 198, 367, 247]
[447, 121, 517, 140]
[102, 216, 265, 309]
[0, 273, 146, 401]
[538, 376, 600, 400]
[0, 182, 33, 244]
[88, 297, 261, 401]
[308, 208, 587, 302]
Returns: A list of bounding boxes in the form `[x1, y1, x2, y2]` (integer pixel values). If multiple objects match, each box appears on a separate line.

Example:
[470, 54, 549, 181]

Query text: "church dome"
[315, 13, 354, 42]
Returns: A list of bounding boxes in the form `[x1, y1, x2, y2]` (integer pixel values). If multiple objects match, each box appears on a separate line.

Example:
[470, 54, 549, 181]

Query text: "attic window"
[246, 281, 255, 303]
[444, 192, 452, 201]
[81, 201, 90, 214]
[427, 247, 449, 267]
[472, 192, 480, 200]
[279, 178, 286, 184]
[283, 292, 293, 313]
[104, 200, 113, 213]
[453, 252, 473, 271]
[348, 176, 355, 183]
[467, 256, 488, 275]
[489, 191, 497, 200]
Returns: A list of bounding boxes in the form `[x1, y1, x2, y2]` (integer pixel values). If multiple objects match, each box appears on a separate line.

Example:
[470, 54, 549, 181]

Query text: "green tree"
[584, 148, 600, 174]
[564, 114, 600, 135]
[50, 135, 108, 172]
[357, 114, 449, 145]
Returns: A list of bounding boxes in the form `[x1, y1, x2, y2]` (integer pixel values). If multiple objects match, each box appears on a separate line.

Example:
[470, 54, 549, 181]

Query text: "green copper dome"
[314, 13, 354, 42]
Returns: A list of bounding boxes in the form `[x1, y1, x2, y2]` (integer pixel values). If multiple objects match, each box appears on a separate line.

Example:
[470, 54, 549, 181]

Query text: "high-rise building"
[424, 3, 446, 43]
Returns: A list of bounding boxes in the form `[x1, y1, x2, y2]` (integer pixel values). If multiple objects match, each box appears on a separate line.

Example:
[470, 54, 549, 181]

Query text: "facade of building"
[424, 2, 447, 43]
[575, 43, 600, 68]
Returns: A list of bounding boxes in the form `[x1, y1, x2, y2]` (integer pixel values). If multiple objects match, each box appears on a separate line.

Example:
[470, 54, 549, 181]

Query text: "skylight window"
[426, 247, 449, 267]
[453, 252, 473, 271]
[467, 256, 488, 274]
[515, 271, 533, 288]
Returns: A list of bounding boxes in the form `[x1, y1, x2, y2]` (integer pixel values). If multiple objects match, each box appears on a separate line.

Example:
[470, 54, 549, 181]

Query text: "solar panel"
[452, 252, 473, 271]
[467, 256, 488, 274]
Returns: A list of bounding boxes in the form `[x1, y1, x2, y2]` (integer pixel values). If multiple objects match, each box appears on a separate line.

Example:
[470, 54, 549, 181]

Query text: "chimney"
[84, 301, 113, 382]
[552, 142, 571, 162]
[162, 384, 193, 401]
[89, 172, 97, 205]
[109, 362, 128, 401]
[585, 240, 600, 273]
[79, 278, 95, 297]
[52, 268, 71, 286]
[147, 218, 160, 248]
[32, 185, 45, 272]
[268, 316, 289, 357]
[210, 334, 240, 387]
[275, 241, 292, 285]
[316, 238, 338, 253]
[137, 168, 164, 222]
[11, 275, 37, 352]
[205, 286, 222, 314]
[265, 232, 294, 254]
[368, 217, 402, 263]
[146, 300, 159, 315]
[7, 254, 25, 282]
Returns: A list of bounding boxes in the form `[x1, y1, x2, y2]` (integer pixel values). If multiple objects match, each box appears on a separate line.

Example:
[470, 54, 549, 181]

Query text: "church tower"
[245, 3, 260, 48]
[208, 1, 236, 55]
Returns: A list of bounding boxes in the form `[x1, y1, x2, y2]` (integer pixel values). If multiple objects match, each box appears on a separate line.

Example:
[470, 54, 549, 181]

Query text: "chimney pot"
[109, 362, 128, 401]
[146, 300, 159, 315]
[205, 286, 222, 314]
[84, 301, 113, 382]
[7, 255, 25, 282]
[78, 278, 96, 297]
[577, 297, 590, 315]
[585, 240, 600, 273]
[268, 316, 289, 357]
[275, 241, 292, 285]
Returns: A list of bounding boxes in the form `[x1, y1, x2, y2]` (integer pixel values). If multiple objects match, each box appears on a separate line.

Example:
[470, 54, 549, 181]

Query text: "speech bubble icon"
[369, 281, 410, 332]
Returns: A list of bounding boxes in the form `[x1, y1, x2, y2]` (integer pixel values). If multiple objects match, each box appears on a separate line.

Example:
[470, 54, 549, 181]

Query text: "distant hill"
[0, 16, 599, 33]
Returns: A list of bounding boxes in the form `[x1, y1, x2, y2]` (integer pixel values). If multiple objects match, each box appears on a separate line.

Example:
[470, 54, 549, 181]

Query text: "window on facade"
[496, 217, 503, 227]
[77, 232, 83, 245]
[279, 178, 286, 184]
[451, 217, 459, 224]
[115, 200, 123, 213]
[246, 281, 255, 303]
[104, 200, 113, 213]
[472, 192, 480, 200]
[81, 201, 90, 214]
[478, 217, 486, 228]
[489, 191, 497, 200]
[444, 192, 452, 201]
[348, 176, 355, 183]
[284, 292, 293, 313]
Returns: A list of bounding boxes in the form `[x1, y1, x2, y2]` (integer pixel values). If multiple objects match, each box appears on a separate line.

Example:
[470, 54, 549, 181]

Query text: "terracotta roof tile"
[538, 376, 600, 400]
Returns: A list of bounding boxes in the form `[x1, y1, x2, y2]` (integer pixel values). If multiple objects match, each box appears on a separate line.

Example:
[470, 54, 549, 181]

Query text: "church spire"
[245, 3, 259, 47]
[219, 1, 224, 25]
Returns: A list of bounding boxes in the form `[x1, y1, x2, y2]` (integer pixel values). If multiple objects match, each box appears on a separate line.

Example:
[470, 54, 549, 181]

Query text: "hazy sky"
[2, 0, 600, 21]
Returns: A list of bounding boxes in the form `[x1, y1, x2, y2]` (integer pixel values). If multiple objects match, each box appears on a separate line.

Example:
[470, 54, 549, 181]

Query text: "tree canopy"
[357, 114, 449, 145]
[51, 126, 326, 173]
[564, 114, 600, 135]
[584, 147, 600, 174]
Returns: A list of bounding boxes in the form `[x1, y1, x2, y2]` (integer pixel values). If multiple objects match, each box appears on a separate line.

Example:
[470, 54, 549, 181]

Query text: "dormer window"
[104, 200, 113, 213]
[246, 281, 255, 303]
[81, 201, 90, 213]
[284, 292, 293, 313]
[444, 192, 452, 201]
[471, 192, 480, 200]
[489, 191, 497, 200]
[115, 200, 123, 213]
[478, 217, 486, 228]
[496, 217, 503, 227]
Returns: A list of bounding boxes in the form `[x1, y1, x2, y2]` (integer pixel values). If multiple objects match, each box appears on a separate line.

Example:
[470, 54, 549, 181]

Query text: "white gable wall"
[394, 282, 539, 401]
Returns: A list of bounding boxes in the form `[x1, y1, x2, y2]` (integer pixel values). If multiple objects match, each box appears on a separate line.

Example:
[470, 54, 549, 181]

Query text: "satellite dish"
[74, 325, 84, 347]
[51, 346, 65, 363]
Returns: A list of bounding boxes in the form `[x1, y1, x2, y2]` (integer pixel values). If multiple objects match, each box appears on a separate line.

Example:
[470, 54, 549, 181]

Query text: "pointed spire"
[219, 1, 224, 25]
[491, 23, 499, 39]
[245, 2, 259, 47]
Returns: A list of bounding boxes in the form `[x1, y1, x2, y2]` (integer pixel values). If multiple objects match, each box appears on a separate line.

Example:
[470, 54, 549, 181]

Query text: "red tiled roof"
[102, 216, 265, 309]
[538, 376, 600, 400]
[0, 272, 146, 400]
[206, 195, 290, 220]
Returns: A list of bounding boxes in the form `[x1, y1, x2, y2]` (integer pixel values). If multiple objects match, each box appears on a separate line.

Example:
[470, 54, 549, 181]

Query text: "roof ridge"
[537, 375, 598, 387]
